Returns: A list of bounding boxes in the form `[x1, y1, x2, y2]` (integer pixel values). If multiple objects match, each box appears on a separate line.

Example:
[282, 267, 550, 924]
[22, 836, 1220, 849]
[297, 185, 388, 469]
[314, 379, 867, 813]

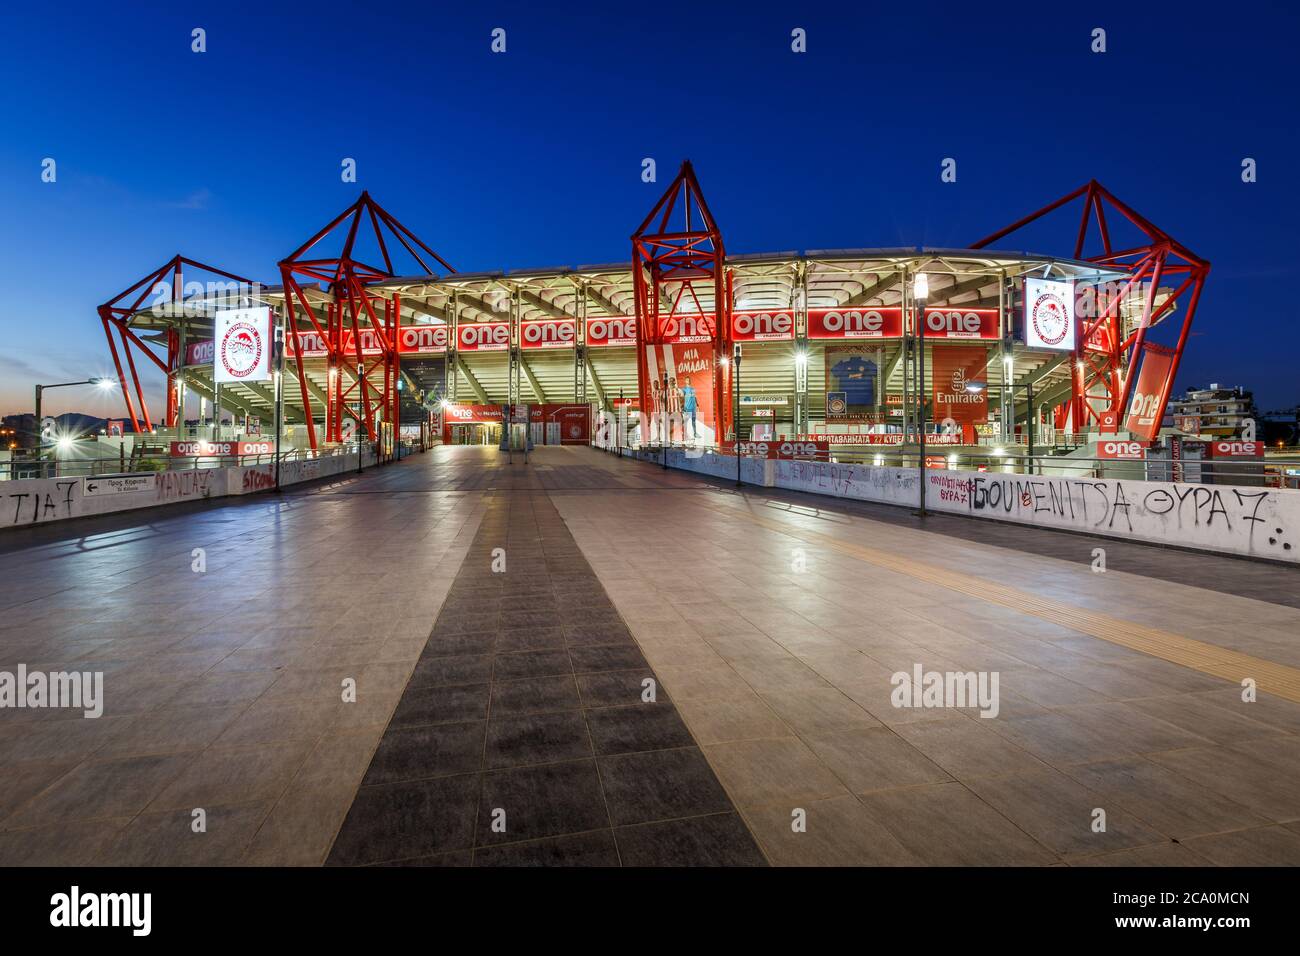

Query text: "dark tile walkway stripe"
[327, 489, 767, 867]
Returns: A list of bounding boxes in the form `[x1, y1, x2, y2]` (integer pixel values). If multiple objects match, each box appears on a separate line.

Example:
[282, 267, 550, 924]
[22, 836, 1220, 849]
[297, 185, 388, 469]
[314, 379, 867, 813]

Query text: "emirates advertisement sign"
[214, 308, 273, 384]
[730, 309, 794, 342]
[931, 345, 989, 425]
[808, 307, 903, 339]
[1123, 348, 1174, 441]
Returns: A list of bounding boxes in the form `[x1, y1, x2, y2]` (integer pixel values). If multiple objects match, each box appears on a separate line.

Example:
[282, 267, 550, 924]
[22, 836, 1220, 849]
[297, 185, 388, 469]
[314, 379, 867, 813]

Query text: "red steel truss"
[278, 192, 453, 452]
[632, 160, 734, 443]
[98, 256, 254, 434]
[972, 180, 1210, 436]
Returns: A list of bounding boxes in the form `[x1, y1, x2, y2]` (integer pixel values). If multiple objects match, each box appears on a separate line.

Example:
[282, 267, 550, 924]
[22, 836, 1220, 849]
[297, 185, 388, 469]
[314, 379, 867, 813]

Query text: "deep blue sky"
[2, 0, 1297, 416]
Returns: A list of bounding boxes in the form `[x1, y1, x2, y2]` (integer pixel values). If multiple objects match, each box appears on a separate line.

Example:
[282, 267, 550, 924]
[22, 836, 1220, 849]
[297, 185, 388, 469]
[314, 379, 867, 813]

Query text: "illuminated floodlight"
[56, 435, 75, 452]
[993, 446, 1006, 457]
[947, 454, 958, 467]
[913, 273, 929, 301]
[794, 350, 807, 367]
[94, 377, 116, 391]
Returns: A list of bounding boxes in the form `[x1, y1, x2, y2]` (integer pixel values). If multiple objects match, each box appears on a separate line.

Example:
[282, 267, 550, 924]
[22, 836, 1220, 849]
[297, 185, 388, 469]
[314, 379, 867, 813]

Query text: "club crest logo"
[219, 322, 264, 379]
[1030, 291, 1070, 347]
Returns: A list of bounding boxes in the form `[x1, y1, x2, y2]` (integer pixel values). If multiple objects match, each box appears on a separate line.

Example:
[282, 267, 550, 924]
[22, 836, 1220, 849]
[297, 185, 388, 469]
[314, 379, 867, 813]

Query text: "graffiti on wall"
[928, 471, 1294, 559]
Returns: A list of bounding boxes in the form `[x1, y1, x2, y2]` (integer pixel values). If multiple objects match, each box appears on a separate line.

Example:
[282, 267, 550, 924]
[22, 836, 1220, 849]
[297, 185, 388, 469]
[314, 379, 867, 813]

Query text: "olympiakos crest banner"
[644, 343, 716, 445]
[214, 307, 274, 384]
[931, 345, 989, 425]
[1124, 348, 1174, 441]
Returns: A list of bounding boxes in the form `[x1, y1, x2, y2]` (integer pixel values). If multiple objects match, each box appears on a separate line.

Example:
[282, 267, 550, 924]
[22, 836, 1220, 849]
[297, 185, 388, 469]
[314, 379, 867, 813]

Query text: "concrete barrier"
[1, 450, 376, 531]
[621, 446, 1300, 564]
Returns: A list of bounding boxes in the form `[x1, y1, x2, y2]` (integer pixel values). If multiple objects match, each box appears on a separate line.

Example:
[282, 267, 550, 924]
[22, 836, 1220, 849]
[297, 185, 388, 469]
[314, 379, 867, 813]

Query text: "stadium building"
[98, 162, 1208, 465]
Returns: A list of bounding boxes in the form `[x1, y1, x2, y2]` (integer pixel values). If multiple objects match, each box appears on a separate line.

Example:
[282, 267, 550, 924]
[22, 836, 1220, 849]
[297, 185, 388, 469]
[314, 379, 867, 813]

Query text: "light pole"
[732, 344, 743, 487]
[357, 362, 365, 474]
[660, 372, 669, 471]
[912, 273, 929, 516]
[273, 322, 284, 492]
[34, 378, 115, 477]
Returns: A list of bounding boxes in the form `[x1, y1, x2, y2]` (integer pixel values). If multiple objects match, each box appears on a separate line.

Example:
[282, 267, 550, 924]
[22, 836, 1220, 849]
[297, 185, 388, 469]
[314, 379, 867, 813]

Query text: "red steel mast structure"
[278, 192, 453, 452]
[972, 180, 1209, 437]
[98, 256, 254, 435]
[632, 161, 734, 444]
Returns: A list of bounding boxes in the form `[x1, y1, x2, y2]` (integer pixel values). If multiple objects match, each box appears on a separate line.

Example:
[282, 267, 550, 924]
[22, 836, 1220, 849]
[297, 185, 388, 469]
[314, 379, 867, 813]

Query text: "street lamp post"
[33, 378, 115, 478]
[357, 363, 365, 475]
[273, 322, 284, 492]
[913, 274, 929, 517]
[733, 344, 743, 488]
[661, 372, 669, 471]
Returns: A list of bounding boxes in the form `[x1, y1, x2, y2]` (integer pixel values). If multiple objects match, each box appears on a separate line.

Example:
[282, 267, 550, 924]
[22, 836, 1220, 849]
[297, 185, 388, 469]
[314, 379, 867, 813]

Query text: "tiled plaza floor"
[1, 445, 1298, 865]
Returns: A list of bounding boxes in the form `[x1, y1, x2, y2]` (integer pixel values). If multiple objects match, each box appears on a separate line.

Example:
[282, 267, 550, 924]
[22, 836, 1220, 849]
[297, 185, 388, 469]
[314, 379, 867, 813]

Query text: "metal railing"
[1, 444, 367, 481]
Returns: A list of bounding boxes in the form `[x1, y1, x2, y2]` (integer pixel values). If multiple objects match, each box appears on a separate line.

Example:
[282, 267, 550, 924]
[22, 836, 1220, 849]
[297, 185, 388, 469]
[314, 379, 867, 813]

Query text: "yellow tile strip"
[716, 499, 1300, 704]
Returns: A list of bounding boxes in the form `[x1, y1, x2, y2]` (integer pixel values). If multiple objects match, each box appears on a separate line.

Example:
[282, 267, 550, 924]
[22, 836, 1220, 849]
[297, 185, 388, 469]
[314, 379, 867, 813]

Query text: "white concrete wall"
[628, 447, 1300, 565]
[1, 449, 376, 531]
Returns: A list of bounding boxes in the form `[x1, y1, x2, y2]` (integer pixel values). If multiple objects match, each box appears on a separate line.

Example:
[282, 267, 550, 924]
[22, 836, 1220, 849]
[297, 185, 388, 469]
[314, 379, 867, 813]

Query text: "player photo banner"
[824, 346, 881, 422]
[644, 343, 716, 445]
[214, 307, 273, 383]
[931, 345, 989, 425]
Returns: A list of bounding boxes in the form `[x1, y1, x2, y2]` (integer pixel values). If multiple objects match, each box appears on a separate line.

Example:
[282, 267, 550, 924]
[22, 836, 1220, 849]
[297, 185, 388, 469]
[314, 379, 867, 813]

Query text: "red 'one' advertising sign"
[659, 314, 715, 344]
[457, 322, 510, 352]
[808, 307, 903, 339]
[170, 440, 274, 457]
[922, 308, 999, 339]
[441, 404, 502, 424]
[520, 319, 576, 349]
[722, 439, 829, 460]
[1123, 348, 1174, 441]
[730, 310, 795, 342]
[184, 339, 215, 365]
[1206, 440, 1264, 458]
[1097, 440, 1147, 460]
[585, 316, 637, 347]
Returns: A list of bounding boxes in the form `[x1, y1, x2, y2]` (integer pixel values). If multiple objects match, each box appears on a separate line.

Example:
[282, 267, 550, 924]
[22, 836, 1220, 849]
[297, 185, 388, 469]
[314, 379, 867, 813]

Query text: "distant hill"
[1, 412, 127, 447]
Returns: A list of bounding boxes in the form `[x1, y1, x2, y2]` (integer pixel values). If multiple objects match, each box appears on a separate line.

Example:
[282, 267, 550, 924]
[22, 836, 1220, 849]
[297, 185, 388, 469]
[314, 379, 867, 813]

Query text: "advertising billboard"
[922, 307, 999, 340]
[214, 307, 274, 384]
[644, 342, 716, 445]
[1022, 278, 1076, 351]
[931, 345, 989, 425]
[585, 316, 637, 347]
[1123, 348, 1174, 441]
[808, 307, 902, 340]
[457, 322, 510, 352]
[730, 309, 794, 342]
[824, 346, 880, 421]
[520, 319, 576, 350]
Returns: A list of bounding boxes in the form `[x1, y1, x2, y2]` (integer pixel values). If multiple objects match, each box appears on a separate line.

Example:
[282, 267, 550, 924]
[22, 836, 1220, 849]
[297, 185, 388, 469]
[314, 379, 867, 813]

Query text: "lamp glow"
[913, 274, 929, 301]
